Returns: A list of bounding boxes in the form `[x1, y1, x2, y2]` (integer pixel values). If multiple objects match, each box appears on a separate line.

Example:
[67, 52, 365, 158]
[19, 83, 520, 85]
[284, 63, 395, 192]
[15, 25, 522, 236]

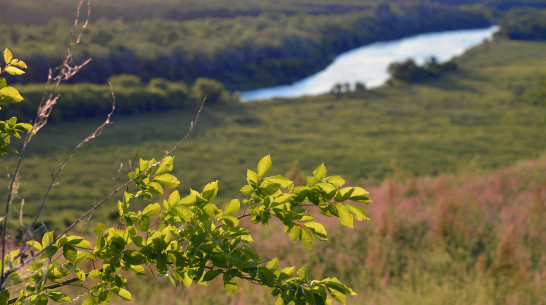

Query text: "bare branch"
[2, 0, 92, 287]
[19, 98, 206, 274]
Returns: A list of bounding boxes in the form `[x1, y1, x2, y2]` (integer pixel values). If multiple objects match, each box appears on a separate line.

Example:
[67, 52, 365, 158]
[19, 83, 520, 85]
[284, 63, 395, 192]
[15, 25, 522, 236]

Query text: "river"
[240, 25, 499, 101]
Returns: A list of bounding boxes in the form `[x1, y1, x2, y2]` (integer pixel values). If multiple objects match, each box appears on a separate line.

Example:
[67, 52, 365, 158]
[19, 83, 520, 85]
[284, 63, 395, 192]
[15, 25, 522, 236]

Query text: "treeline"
[0, 4, 490, 90]
[387, 57, 458, 83]
[1, 0, 544, 25]
[0, 0, 376, 25]
[498, 9, 546, 40]
[0, 76, 239, 123]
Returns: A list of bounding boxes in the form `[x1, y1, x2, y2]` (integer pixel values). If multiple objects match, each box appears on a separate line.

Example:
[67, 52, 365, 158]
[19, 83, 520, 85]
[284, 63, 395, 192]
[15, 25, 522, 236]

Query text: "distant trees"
[387, 56, 457, 83]
[0, 76, 239, 122]
[499, 9, 546, 41]
[0, 2, 491, 90]
[1, 46, 370, 305]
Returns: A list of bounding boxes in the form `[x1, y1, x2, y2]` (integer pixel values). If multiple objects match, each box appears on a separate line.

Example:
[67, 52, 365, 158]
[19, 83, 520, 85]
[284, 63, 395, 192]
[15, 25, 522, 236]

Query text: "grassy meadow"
[125, 156, 546, 304]
[0, 37, 545, 304]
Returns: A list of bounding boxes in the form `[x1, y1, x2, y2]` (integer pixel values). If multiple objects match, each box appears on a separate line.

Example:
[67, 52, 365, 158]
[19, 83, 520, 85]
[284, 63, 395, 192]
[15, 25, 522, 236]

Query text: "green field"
[1, 37, 544, 230]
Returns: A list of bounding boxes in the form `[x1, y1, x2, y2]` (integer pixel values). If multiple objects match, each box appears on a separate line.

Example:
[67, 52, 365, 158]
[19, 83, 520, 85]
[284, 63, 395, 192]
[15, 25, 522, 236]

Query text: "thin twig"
[7, 268, 103, 304]
[1, 0, 91, 287]
[22, 98, 206, 274]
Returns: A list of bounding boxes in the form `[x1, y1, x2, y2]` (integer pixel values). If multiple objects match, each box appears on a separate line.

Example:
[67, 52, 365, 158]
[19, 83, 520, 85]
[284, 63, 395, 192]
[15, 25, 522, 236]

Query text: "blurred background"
[0, 0, 545, 304]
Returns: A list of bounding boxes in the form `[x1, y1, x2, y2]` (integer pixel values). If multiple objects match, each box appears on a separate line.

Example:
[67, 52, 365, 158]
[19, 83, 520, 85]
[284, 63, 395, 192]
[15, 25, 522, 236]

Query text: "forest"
[0, 0, 505, 88]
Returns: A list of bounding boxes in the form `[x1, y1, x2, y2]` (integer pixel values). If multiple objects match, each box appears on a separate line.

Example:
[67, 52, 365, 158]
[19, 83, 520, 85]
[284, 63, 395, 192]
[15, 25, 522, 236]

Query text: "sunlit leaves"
[7, 154, 367, 305]
[336, 204, 353, 228]
[224, 199, 240, 215]
[0, 86, 23, 103]
[154, 174, 179, 188]
[3, 48, 13, 64]
[4, 66, 25, 75]
[257, 154, 272, 177]
[114, 289, 132, 302]
[304, 222, 327, 241]
[300, 228, 314, 249]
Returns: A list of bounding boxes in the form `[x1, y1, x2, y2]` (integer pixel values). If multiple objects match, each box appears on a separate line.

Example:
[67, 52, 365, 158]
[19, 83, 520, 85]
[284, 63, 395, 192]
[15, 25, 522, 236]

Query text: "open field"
[109, 156, 546, 304]
[1, 38, 545, 229]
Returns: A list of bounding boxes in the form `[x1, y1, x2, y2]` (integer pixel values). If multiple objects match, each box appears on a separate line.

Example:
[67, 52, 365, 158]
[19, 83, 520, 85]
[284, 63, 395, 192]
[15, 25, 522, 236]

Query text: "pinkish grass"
[124, 157, 546, 305]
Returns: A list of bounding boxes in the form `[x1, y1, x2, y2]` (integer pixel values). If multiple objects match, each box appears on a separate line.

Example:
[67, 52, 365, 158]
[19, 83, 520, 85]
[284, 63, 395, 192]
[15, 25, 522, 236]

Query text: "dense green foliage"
[0, 76, 238, 123]
[1, 0, 544, 25]
[498, 8, 546, 40]
[387, 56, 457, 83]
[0, 49, 32, 155]
[2, 154, 369, 305]
[0, 1, 491, 89]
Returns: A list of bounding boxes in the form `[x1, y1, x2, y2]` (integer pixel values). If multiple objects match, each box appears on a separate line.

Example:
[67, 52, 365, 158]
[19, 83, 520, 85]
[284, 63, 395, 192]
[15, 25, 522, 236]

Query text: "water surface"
[240, 26, 498, 101]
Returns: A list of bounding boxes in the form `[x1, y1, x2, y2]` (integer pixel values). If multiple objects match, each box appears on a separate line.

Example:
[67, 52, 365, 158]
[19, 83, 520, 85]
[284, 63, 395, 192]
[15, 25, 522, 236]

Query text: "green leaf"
[327, 175, 345, 187]
[115, 288, 132, 301]
[27, 240, 43, 251]
[10, 59, 27, 69]
[321, 277, 355, 295]
[247, 169, 259, 185]
[265, 175, 293, 188]
[203, 269, 223, 282]
[224, 280, 237, 295]
[0, 77, 6, 89]
[304, 222, 327, 241]
[220, 215, 239, 227]
[266, 258, 279, 271]
[240, 185, 253, 195]
[63, 247, 77, 263]
[300, 228, 314, 249]
[147, 182, 163, 194]
[257, 155, 272, 177]
[42, 231, 54, 248]
[47, 291, 71, 303]
[334, 187, 355, 202]
[279, 266, 296, 281]
[94, 223, 105, 236]
[155, 156, 174, 175]
[202, 181, 219, 201]
[138, 216, 151, 231]
[289, 226, 301, 242]
[182, 272, 193, 288]
[313, 163, 327, 181]
[336, 204, 353, 228]
[82, 297, 95, 305]
[203, 203, 223, 218]
[142, 203, 161, 217]
[345, 203, 369, 221]
[0, 86, 24, 103]
[259, 267, 276, 286]
[3, 48, 13, 64]
[224, 199, 240, 215]
[327, 288, 346, 304]
[4, 66, 24, 75]
[14, 123, 32, 132]
[297, 265, 309, 280]
[75, 269, 86, 281]
[174, 206, 193, 222]
[88, 270, 101, 279]
[349, 187, 371, 203]
[154, 174, 179, 188]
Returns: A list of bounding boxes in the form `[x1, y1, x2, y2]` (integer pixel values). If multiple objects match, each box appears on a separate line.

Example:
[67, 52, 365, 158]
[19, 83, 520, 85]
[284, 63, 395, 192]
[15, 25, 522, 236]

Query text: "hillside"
[105, 155, 544, 304]
[0, 0, 495, 88]
[1, 37, 544, 230]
